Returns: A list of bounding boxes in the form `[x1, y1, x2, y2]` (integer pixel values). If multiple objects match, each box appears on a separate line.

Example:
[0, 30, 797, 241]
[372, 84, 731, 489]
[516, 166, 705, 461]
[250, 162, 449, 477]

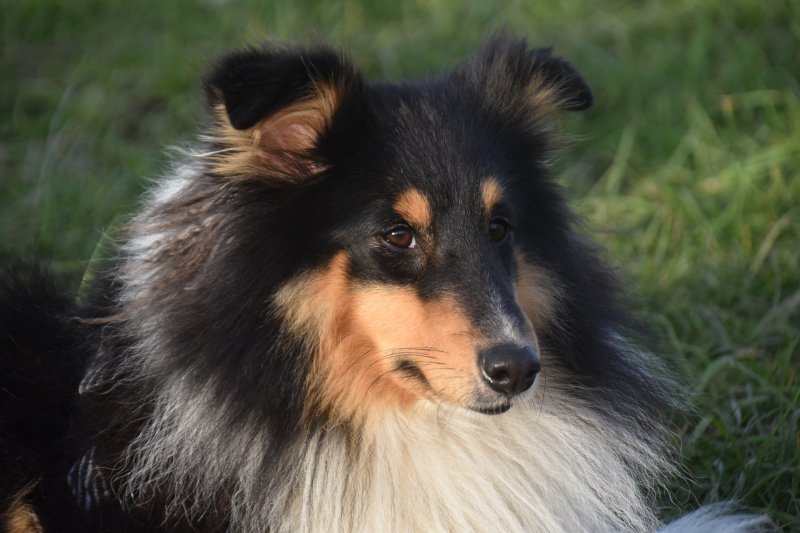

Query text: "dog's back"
[0, 264, 90, 528]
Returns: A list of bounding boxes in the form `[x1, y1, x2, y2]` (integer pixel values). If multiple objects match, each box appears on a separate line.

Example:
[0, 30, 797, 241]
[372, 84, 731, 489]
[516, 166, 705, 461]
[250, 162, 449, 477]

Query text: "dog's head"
[190, 36, 594, 424]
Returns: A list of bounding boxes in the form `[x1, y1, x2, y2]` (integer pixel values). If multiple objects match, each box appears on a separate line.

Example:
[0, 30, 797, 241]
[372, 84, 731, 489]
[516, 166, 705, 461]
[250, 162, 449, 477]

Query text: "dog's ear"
[461, 34, 593, 115]
[205, 45, 361, 181]
[522, 46, 593, 112]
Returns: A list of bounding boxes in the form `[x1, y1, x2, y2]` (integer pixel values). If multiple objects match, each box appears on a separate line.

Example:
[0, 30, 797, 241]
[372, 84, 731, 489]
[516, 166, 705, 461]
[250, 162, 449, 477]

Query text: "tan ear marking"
[208, 83, 342, 181]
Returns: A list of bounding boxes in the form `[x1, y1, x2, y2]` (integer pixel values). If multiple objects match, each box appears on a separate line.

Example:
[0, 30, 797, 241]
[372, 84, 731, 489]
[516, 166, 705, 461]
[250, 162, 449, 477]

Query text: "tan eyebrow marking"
[481, 177, 504, 214]
[393, 188, 432, 229]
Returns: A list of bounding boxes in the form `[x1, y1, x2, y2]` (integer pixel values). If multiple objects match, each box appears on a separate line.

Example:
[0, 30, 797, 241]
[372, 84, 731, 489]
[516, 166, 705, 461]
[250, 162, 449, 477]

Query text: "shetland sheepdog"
[0, 35, 772, 532]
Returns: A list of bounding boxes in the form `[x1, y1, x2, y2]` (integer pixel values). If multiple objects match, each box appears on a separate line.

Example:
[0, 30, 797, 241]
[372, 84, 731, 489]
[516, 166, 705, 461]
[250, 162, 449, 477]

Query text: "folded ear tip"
[201, 44, 361, 181]
[563, 83, 594, 111]
[227, 107, 258, 130]
[577, 92, 594, 110]
[537, 51, 594, 112]
[204, 44, 357, 129]
[468, 34, 595, 114]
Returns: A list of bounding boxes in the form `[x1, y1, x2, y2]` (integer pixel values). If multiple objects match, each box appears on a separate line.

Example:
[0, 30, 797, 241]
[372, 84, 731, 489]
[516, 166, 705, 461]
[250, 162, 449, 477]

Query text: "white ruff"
[283, 397, 665, 533]
[124, 376, 670, 533]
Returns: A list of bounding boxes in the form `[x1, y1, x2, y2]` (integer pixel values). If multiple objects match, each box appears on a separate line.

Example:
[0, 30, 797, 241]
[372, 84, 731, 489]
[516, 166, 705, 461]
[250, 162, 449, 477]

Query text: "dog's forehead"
[370, 82, 492, 156]
[366, 82, 511, 214]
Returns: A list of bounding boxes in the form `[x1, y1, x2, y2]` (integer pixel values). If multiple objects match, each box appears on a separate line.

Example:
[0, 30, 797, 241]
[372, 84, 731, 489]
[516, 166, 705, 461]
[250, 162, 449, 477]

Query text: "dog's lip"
[471, 402, 512, 415]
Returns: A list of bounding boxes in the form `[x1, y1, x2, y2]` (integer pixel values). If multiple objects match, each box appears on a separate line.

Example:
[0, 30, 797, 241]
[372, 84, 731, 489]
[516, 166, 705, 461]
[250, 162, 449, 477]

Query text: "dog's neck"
[280, 396, 665, 533]
[120, 370, 668, 532]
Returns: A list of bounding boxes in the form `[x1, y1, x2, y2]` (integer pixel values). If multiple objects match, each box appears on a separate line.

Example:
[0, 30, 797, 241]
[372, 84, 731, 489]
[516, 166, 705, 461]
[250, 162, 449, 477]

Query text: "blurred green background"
[2, 0, 799, 527]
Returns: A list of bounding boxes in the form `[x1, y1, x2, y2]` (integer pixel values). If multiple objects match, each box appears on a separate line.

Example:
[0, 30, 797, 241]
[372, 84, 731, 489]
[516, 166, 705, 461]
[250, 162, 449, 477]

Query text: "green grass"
[2, 0, 798, 527]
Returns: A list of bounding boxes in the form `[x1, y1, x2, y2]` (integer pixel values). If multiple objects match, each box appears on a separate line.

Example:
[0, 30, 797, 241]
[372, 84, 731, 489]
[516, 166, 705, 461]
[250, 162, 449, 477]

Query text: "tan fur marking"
[209, 82, 341, 180]
[527, 77, 560, 114]
[274, 254, 484, 423]
[2, 484, 42, 533]
[393, 188, 432, 229]
[515, 253, 564, 333]
[273, 253, 391, 424]
[346, 287, 480, 407]
[481, 177, 504, 214]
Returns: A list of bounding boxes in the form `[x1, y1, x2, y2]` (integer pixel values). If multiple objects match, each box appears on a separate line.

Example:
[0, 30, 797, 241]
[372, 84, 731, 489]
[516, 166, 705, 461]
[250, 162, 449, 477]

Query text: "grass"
[2, 0, 798, 528]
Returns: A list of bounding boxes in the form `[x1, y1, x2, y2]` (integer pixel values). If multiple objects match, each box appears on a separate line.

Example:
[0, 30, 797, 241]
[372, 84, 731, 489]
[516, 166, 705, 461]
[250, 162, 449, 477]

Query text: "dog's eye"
[488, 219, 510, 242]
[384, 226, 417, 249]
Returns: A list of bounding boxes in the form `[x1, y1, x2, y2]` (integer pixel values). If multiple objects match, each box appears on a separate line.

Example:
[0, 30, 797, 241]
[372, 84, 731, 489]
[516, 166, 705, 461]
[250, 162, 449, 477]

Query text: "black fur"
[205, 45, 360, 130]
[0, 263, 90, 525]
[1, 35, 686, 531]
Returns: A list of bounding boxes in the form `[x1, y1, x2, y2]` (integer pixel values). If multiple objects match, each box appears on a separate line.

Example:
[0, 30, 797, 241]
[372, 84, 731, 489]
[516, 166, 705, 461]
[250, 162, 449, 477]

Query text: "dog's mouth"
[470, 401, 512, 415]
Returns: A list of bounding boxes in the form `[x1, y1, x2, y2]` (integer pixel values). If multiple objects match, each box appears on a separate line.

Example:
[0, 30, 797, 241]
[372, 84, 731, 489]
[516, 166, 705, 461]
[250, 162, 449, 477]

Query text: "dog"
[0, 35, 772, 532]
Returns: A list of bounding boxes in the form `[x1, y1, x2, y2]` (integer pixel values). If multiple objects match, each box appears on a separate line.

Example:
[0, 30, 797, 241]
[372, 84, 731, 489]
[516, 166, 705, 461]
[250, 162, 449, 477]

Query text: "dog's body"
[0, 36, 769, 532]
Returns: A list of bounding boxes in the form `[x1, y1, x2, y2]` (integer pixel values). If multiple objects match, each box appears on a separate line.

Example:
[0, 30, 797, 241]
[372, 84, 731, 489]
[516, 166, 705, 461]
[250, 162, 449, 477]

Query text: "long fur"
[108, 164, 671, 531]
[0, 35, 772, 532]
[121, 341, 669, 532]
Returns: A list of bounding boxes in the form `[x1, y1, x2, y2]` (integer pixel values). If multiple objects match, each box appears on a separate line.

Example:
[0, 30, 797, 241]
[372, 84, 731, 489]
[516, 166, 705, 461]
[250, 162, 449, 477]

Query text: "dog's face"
[203, 37, 593, 423]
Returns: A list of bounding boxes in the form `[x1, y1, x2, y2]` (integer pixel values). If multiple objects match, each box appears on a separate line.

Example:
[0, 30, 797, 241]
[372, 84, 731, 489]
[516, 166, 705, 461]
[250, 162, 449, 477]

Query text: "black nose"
[479, 344, 540, 396]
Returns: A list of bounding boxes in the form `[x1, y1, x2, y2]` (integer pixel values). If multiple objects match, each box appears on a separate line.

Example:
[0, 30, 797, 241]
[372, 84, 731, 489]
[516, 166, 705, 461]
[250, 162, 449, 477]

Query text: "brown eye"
[488, 218, 510, 242]
[384, 226, 417, 249]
